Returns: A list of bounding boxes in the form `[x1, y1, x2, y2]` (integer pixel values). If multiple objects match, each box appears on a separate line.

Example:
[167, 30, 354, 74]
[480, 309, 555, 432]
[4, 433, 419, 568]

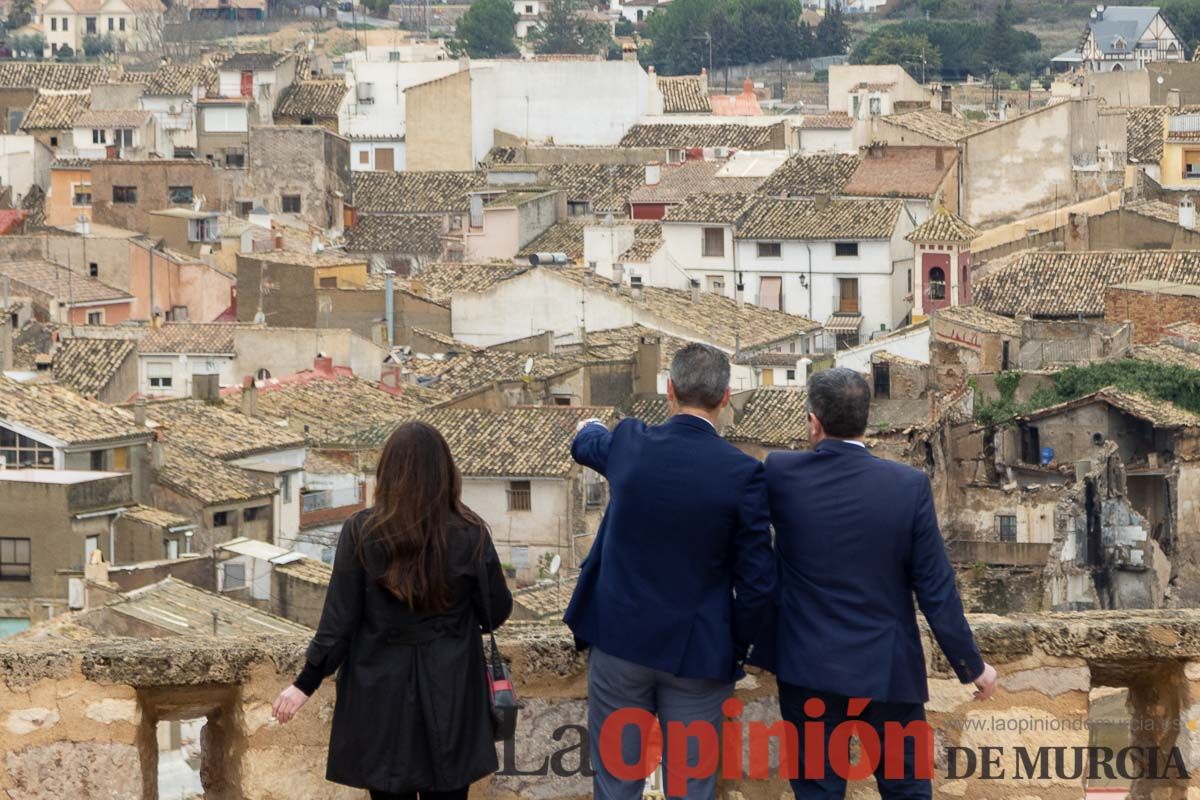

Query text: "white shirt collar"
[679, 412, 718, 431]
[843, 439, 866, 448]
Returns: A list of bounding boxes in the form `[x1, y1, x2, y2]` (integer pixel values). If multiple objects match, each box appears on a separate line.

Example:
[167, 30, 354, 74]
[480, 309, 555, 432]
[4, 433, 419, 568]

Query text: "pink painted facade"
[127, 240, 235, 323]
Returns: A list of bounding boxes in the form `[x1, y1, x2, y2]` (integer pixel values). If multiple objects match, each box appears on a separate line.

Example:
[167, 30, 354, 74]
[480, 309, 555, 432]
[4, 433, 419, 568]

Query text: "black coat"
[301, 510, 513, 794]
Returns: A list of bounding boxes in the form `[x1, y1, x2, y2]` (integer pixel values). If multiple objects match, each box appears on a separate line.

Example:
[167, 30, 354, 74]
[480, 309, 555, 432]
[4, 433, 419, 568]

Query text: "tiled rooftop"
[726, 387, 809, 448]
[1019, 387, 1200, 430]
[661, 191, 758, 224]
[122, 504, 194, 530]
[798, 111, 854, 129]
[273, 556, 334, 585]
[1130, 342, 1200, 370]
[0, 375, 147, 446]
[0, 62, 114, 90]
[1126, 105, 1200, 164]
[105, 577, 308, 636]
[430, 350, 585, 398]
[0, 260, 131, 305]
[218, 52, 291, 72]
[541, 163, 645, 214]
[627, 396, 671, 425]
[73, 109, 153, 129]
[344, 214, 445, 257]
[843, 146, 956, 200]
[352, 170, 485, 214]
[757, 153, 859, 198]
[881, 108, 993, 142]
[735, 197, 903, 240]
[974, 250, 1200, 318]
[932, 305, 1022, 337]
[415, 406, 619, 477]
[158, 444, 276, 505]
[906, 206, 979, 244]
[629, 160, 764, 205]
[658, 74, 711, 114]
[20, 91, 89, 131]
[619, 122, 783, 149]
[121, 63, 219, 95]
[147, 399, 306, 460]
[139, 323, 243, 355]
[52, 337, 135, 399]
[276, 79, 349, 119]
[407, 262, 523, 302]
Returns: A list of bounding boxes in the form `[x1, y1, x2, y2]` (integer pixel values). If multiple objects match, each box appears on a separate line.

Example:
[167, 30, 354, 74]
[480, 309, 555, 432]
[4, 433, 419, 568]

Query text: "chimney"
[742, 77, 754, 97]
[797, 357, 812, 386]
[313, 354, 334, 376]
[1181, 197, 1197, 230]
[191, 373, 219, 402]
[635, 335, 661, 395]
[814, 192, 831, 211]
[273, 231, 284, 250]
[383, 269, 396, 351]
[241, 375, 259, 417]
[613, 262, 625, 286]
[379, 364, 403, 395]
[735, 282, 745, 309]
[630, 274, 644, 302]
[689, 278, 701, 303]
[133, 398, 147, 426]
[645, 162, 661, 186]
[151, 436, 165, 470]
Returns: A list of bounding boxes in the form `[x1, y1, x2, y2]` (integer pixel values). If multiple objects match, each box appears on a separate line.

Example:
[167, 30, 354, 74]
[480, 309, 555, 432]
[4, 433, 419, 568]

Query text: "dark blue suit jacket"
[757, 439, 983, 704]
[563, 415, 776, 683]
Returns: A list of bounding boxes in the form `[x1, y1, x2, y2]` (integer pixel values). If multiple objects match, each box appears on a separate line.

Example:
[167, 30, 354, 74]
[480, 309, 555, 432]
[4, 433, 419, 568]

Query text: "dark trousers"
[778, 682, 932, 800]
[369, 789, 469, 800]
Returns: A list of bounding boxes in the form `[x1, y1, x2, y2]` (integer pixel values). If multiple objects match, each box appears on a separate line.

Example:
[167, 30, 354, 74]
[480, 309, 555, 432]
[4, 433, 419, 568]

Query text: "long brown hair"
[358, 421, 487, 613]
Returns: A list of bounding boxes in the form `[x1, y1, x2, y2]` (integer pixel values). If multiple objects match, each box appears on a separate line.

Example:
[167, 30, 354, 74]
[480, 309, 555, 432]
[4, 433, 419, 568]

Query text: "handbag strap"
[475, 535, 503, 670]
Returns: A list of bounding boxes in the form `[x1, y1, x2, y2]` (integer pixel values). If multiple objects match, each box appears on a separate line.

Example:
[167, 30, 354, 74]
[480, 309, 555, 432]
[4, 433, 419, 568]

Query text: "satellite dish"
[523, 356, 534, 375]
[549, 554, 561, 575]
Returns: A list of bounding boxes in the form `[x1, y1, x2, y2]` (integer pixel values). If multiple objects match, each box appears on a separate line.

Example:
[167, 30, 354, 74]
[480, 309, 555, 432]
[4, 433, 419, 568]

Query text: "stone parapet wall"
[2, 612, 1200, 798]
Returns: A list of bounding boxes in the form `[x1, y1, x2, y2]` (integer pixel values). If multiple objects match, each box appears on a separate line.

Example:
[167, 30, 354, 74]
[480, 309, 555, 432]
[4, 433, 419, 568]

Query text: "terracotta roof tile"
[1124, 199, 1183, 225]
[882, 108, 993, 143]
[1130, 342, 1200, 370]
[661, 191, 757, 224]
[799, 111, 853, 129]
[52, 337, 135, 398]
[120, 64, 218, 96]
[726, 387, 808, 448]
[406, 262, 523, 302]
[619, 122, 784, 149]
[629, 160, 763, 204]
[344, 214, 445, 257]
[276, 79, 349, 119]
[139, 323, 242, 355]
[561, 324, 688, 369]
[757, 153, 859, 197]
[0, 374, 147, 446]
[932, 305, 1021, 337]
[1019, 387, 1200, 429]
[100, 577, 309, 636]
[416, 406, 618, 477]
[74, 109, 153, 129]
[843, 146, 956, 200]
[513, 575, 579, 618]
[0, 259, 131, 305]
[1127, 105, 1200, 164]
[430, 351, 584, 398]
[158, 445, 277, 504]
[273, 556, 333, 585]
[975, 250, 1200, 318]
[619, 225, 663, 261]
[0, 63, 114, 90]
[352, 170, 485, 214]
[627, 396, 670, 425]
[147, 399, 306, 460]
[219, 52, 291, 72]
[735, 197, 903, 240]
[906, 206, 978, 244]
[658, 75, 711, 114]
[20, 91, 89, 131]
[542, 163, 645, 213]
[122, 504, 194, 530]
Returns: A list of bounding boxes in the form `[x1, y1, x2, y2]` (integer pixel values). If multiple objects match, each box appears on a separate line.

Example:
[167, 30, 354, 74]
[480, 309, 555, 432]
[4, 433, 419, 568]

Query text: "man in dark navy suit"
[764, 368, 997, 799]
[565, 342, 775, 800]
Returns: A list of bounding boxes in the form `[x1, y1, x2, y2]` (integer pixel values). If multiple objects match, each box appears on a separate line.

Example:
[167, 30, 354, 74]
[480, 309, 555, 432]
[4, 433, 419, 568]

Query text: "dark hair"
[669, 343, 730, 409]
[807, 367, 871, 438]
[358, 421, 488, 613]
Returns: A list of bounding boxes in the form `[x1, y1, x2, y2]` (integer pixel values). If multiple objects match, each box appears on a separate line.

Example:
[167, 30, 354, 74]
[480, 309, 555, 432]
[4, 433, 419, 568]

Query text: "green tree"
[529, 0, 612, 54]
[981, 0, 1017, 72]
[454, 0, 519, 57]
[55, 43, 73, 60]
[1161, 0, 1200, 56]
[5, 0, 34, 30]
[9, 32, 45, 58]
[614, 15, 634, 35]
[82, 33, 115, 57]
[862, 30, 940, 81]
[851, 19, 1038, 79]
[643, 0, 720, 74]
[814, 3, 849, 56]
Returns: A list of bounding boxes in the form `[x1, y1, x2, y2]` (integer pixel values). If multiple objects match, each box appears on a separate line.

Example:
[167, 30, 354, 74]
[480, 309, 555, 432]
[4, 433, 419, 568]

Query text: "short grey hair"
[807, 367, 870, 438]
[669, 343, 730, 410]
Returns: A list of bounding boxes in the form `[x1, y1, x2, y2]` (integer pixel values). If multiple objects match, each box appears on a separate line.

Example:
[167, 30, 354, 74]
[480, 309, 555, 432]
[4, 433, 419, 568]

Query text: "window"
[112, 185, 137, 204]
[834, 242, 859, 257]
[852, 95, 861, 117]
[552, 396, 571, 406]
[868, 96, 881, 115]
[281, 474, 292, 504]
[212, 511, 229, 527]
[838, 277, 859, 313]
[873, 361, 890, 399]
[701, 227, 724, 257]
[85, 534, 100, 563]
[928, 267, 946, 301]
[243, 506, 261, 522]
[50, 16, 56, 29]
[114, 129, 133, 148]
[223, 562, 245, 590]
[318, 276, 338, 288]
[0, 538, 30, 581]
[358, 150, 370, 165]
[759, 276, 782, 311]
[169, 186, 193, 204]
[51, 44, 58, 55]
[107, 16, 113, 29]
[525, 3, 533, 10]
[88, 263, 98, 277]
[300, 117, 314, 126]
[73, 184, 92, 206]
[507, 480, 532, 512]
[1186, 151, 1200, 179]
[786, 369, 796, 381]
[119, 16, 125, 30]
[204, 106, 249, 133]
[998, 515, 1018, 543]
[92, 129, 106, 144]
[86, 16, 96, 32]
[1001, 340, 1010, 371]
[757, 242, 781, 258]
[236, 201, 253, 217]
[706, 274, 725, 293]
[49, 136, 58, 147]
[224, 151, 245, 168]
[281, 194, 301, 214]
[567, 200, 590, 217]
[147, 361, 173, 389]
[86, 311, 103, 325]
[907, 267, 912, 293]
[168, 305, 188, 322]
[0, 428, 54, 469]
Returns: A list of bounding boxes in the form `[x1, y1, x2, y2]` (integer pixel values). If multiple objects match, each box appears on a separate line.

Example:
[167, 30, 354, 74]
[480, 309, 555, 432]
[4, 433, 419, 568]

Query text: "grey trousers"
[588, 646, 733, 800]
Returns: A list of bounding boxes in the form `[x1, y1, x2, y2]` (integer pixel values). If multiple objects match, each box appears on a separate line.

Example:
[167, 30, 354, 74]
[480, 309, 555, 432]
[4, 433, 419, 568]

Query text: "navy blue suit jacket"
[563, 415, 776, 683]
[757, 439, 983, 704]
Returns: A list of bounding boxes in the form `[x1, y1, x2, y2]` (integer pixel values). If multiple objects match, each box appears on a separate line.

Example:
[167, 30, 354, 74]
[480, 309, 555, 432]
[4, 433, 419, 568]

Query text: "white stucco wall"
[462, 477, 572, 575]
[835, 323, 931, 372]
[340, 59, 459, 142]
[138, 354, 236, 398]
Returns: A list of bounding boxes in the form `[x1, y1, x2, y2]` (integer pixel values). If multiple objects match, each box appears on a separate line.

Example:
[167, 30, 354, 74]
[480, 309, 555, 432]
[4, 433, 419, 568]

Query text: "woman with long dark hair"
[272, 421, 513, 800]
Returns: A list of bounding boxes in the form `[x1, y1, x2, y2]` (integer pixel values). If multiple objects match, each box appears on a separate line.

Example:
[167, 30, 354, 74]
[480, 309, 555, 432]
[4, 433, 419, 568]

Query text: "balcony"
[298, 485, 365, 529]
